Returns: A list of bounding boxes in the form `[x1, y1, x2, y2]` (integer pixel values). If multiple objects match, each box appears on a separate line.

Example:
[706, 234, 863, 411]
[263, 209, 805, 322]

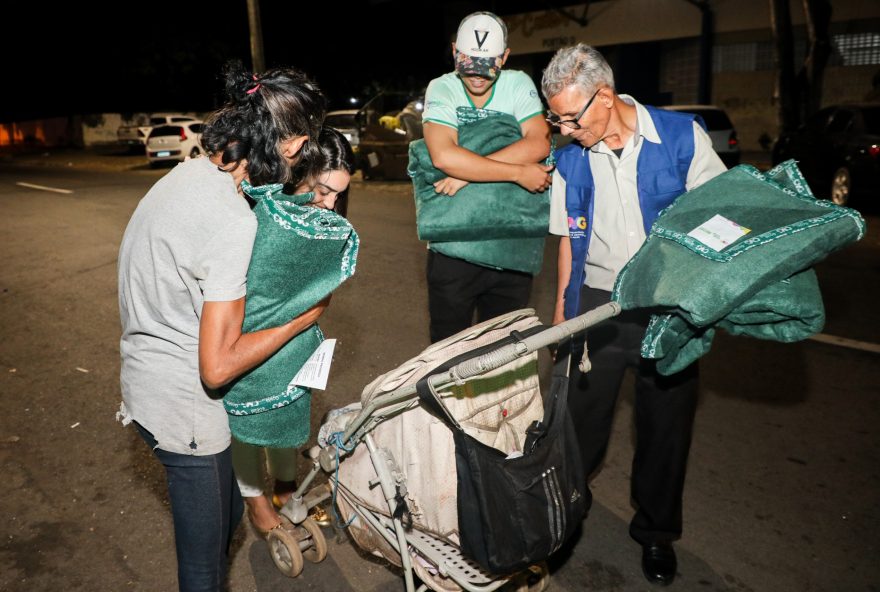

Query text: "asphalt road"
[0, 156, 878, 591]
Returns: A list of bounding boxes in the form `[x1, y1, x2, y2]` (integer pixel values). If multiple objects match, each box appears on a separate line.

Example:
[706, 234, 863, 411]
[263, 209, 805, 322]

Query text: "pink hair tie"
[247, 74, 261, 95]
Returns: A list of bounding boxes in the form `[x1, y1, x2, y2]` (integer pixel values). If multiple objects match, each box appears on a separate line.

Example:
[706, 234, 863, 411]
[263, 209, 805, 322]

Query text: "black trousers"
[569, 286, 698, 545]
[426, 250, 533, 343]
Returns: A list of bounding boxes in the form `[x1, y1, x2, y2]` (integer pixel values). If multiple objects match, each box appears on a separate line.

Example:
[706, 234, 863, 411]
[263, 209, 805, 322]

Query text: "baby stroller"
[270, 303, 620, 591]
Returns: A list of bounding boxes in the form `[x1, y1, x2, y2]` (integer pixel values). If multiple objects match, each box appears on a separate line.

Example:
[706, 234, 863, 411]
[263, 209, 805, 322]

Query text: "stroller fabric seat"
[328, 309, 546, 546]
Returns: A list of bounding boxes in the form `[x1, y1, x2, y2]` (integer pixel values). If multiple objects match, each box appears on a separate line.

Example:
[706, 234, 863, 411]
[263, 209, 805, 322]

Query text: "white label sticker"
[687, 214, 751, 251]
[291, 339, 337, 390]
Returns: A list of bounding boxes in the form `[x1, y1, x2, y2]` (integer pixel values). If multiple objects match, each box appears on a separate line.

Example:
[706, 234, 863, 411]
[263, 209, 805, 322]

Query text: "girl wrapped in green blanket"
[226, 128, 359, 537]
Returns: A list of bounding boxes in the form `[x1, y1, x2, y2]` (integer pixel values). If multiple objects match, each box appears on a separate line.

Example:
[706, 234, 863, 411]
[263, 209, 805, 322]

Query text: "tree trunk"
[799, 0, 833, 121]
[697, 2, 714, 104]
[682, 0, 714, 104]
[770, 0, 798, 135]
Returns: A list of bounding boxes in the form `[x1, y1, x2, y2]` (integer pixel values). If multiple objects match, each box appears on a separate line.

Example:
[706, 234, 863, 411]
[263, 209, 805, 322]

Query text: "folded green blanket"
[429, 236, 547, 276]
[223, 182, 359, 447]
[613, 160, 865, 375]
[641, 268, 825, 375]
[409, 109, 548, 275]
[613, 160, 865, 325]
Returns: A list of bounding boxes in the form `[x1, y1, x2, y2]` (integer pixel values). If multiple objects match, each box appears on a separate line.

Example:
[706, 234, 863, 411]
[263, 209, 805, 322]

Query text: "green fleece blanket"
[429, 235, 547, 275]
[641, 268, 825, 375]
[409, 109, 548, 275]
[223, 181, 359, 447]
[613, 160, 865, 374]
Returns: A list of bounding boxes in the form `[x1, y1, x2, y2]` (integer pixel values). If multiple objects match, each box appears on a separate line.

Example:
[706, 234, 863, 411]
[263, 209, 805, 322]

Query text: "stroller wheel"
[508, 562, 550, 592]
[301, 517, 328, 563]
[268, 527, 305, 577]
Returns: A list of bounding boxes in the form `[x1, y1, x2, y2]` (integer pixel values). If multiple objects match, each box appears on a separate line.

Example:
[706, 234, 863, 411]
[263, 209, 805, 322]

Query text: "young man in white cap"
[421, 11, 553, 343]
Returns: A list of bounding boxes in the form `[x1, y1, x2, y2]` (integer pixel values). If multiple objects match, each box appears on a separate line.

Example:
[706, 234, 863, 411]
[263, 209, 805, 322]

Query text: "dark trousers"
[569, 287, 698, 545]
[426, 250, 533, 343]
[136, 422, 244, 592]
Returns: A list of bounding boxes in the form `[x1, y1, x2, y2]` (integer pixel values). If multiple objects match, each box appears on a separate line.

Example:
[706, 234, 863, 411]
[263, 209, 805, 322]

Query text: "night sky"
[2, 0, 548, 122]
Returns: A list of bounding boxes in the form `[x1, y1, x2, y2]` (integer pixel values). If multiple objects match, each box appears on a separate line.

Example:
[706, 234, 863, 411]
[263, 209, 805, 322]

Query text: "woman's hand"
[293, 295, 331, 329]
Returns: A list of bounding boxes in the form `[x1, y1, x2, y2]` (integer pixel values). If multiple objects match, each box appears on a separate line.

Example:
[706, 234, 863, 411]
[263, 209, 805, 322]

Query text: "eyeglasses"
[546, 88, 602, 130]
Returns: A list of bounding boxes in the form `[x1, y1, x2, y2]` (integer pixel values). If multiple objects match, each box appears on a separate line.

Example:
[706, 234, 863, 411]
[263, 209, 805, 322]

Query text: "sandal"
[271, 493, 289, 510]
[271, 479, 298, 510]
[246, 503, 283, 540]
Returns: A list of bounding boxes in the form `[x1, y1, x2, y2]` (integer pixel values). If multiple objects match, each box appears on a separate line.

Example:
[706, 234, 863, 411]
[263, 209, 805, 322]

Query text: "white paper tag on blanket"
[687, 214, 751, 250]
[292, 339, 336, 390]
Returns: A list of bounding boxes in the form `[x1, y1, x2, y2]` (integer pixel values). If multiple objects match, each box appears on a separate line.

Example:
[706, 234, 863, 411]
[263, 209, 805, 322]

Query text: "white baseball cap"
[454, 12, 508, 79]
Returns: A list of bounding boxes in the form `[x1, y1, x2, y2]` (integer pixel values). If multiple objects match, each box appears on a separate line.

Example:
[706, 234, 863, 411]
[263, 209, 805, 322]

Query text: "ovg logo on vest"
[568, 216, 587, 239]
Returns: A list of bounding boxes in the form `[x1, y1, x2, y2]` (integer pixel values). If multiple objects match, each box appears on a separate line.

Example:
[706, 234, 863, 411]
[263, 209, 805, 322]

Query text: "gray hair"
[541, 44, 615, 100]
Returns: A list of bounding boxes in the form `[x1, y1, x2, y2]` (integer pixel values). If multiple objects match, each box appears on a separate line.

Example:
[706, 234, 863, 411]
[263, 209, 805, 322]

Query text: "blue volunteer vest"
[556, 106, 704, 319]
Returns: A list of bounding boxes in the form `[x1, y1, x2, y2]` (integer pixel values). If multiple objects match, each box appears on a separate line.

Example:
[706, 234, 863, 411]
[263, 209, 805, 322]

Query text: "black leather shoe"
[641, 542, 677, 586]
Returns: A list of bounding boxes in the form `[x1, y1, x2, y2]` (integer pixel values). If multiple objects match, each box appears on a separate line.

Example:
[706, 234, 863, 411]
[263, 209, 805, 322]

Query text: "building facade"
[503, 0, 880, 151]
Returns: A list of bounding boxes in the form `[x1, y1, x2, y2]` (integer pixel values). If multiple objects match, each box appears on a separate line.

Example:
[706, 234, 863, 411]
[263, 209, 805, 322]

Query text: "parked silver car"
[117, 112, 199, 147]
[146, 121, 205, 167]
[325, 110, 360, 151]
[662, 104, 741, 167]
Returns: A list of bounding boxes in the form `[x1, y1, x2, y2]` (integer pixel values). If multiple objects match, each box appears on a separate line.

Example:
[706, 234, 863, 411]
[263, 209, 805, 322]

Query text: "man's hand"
[432, 164, 552, 195]
[423, 120, 552, 187]
[514, 163, 554, 193]
[433, 176, 470, 197]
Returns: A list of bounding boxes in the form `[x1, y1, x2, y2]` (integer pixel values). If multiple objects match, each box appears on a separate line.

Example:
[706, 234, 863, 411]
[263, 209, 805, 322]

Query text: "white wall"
[80, 112, 202, 146]
[506, 0, 880, 56]
[81, 113, 129, 146]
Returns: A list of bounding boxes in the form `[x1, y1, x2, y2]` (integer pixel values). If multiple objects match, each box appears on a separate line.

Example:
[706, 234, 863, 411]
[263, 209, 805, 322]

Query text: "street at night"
[2, 1, 880, 589]
[0, 152, 877, 591]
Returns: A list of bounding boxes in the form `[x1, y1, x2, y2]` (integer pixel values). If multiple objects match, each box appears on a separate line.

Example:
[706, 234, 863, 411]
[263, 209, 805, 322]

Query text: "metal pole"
[246, 0, 266, 73]
[365, 435, 416, 591]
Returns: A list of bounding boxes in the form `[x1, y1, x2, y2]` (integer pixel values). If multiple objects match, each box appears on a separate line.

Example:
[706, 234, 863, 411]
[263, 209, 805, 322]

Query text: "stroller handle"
[446, 301, 621, 383]
[339, 302, 621, 444]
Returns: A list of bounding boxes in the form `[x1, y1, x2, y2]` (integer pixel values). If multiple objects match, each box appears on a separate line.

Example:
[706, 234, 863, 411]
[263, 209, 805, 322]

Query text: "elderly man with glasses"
[541, 44, 726, 587]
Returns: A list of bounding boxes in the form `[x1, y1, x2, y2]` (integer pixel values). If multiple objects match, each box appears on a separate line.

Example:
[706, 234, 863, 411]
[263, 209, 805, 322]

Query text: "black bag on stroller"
[416, 331, 587, 574]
